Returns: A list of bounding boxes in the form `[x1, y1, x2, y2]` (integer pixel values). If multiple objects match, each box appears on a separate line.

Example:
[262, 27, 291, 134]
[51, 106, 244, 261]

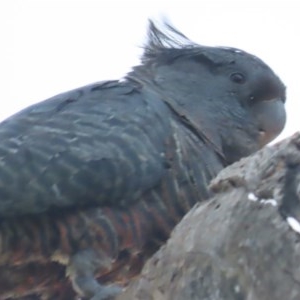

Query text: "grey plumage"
[0, 20, 286, 299]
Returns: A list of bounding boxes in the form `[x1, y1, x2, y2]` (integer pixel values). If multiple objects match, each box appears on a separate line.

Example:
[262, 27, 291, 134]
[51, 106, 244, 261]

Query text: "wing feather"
[0, 81, 171, 216]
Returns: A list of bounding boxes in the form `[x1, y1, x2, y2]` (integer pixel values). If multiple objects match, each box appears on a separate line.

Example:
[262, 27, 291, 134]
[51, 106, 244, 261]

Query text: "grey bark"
[117, 132, 300, 300]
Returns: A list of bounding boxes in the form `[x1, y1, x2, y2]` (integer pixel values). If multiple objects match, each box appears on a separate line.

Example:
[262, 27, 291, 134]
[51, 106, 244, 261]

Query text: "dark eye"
[230, 72, 246, 84]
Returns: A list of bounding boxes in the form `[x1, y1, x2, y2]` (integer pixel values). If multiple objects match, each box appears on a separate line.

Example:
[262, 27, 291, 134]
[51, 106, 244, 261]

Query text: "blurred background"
[2, 0, 299, 142]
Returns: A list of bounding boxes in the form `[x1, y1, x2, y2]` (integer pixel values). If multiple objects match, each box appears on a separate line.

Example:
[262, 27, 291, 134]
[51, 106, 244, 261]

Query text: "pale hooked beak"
[253, 98, 286, 147]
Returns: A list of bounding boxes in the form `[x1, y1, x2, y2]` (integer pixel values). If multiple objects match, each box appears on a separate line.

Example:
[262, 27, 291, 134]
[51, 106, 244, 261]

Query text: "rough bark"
[117, 132, 300, 300]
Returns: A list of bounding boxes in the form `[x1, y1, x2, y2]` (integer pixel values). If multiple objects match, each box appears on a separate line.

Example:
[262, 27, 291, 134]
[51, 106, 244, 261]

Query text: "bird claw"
[67, 249, 122, 300]
[90, 284, 123, 300]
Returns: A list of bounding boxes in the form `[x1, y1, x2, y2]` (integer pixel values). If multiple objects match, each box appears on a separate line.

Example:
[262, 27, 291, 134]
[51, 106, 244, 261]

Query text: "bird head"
[129, 20, 286, 165]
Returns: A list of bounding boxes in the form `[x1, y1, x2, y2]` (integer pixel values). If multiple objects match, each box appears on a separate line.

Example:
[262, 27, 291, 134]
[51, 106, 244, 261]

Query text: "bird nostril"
[281, 96, 286, 103]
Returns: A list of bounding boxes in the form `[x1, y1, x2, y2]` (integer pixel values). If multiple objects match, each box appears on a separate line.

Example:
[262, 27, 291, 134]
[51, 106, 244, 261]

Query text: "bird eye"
[230, 72, 246, 84]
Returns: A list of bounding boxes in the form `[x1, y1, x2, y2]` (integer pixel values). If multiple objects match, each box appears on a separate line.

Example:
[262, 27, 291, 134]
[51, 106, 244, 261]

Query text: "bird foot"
[90, 284, 123, 300]
[67, 249, 122, 300]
